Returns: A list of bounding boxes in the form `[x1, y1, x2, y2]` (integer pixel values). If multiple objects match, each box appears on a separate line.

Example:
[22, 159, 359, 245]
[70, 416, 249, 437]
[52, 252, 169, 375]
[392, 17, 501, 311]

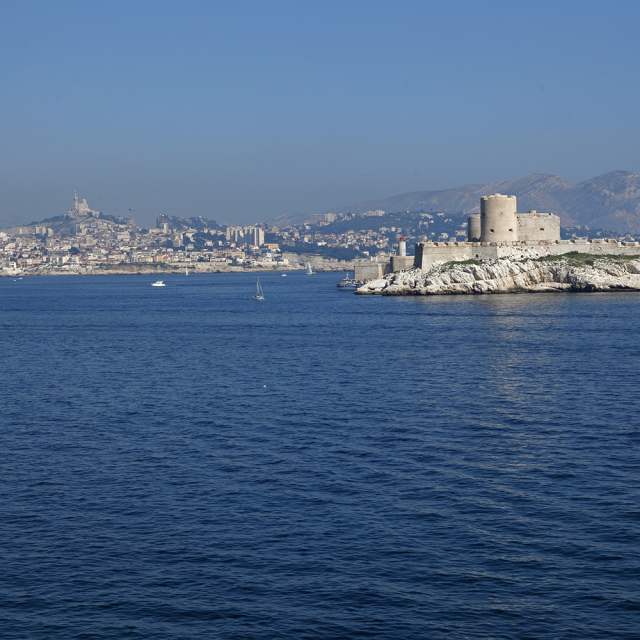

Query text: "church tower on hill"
[64, 191, 99, 218]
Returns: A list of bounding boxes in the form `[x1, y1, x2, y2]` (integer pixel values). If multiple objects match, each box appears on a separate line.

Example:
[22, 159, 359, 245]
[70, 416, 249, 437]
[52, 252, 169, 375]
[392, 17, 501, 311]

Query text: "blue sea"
[1, 272, 639, 639]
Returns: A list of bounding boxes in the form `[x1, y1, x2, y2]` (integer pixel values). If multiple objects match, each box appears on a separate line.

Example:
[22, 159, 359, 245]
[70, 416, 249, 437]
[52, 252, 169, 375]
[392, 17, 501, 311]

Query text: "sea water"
[1, 272, 639, 639]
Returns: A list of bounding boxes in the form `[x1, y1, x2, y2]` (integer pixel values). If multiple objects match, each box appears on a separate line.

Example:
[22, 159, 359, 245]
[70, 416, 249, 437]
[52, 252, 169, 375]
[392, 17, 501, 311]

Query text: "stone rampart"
[516, 212, 560, 242]
[413, 239, 640, 270]
[390, 255, 414, 272]
[414, 242, 474, 270]
[354, 262, 388, 282]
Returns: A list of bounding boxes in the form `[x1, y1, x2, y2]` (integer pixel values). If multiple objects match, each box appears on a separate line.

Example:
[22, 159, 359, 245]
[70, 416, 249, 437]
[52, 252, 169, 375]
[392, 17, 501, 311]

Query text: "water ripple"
[1, 274, 639, 638]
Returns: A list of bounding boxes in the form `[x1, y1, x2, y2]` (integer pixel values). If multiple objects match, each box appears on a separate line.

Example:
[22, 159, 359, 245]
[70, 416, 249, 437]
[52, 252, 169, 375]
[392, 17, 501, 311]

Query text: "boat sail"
[185, 266, 189, 276]
[306, 262, 314, 275]
[253, 277, 265, 300]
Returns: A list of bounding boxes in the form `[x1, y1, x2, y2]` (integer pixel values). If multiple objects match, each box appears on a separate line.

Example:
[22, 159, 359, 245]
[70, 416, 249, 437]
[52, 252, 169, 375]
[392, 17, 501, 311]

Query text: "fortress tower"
[467, 214, 481, 241]
[480, 194, 518, 243]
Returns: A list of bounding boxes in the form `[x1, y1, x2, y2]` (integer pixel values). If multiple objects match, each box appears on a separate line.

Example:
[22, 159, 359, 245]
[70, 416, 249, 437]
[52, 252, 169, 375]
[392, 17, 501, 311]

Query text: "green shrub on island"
[535, 253, 640, 265]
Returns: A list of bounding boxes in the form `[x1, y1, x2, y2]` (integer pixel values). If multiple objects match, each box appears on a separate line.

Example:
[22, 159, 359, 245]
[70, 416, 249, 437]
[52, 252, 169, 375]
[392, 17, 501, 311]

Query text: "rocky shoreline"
[356, 255, 640, 295]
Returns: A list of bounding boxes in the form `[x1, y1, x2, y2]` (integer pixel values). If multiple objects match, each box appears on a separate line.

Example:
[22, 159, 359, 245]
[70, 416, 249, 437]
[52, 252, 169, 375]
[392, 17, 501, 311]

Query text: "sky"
[1, 0, 640, 228]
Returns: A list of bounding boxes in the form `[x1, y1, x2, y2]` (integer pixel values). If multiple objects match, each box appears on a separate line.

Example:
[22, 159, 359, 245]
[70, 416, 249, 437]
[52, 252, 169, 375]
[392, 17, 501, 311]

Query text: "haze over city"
[2, 0, 640, 228]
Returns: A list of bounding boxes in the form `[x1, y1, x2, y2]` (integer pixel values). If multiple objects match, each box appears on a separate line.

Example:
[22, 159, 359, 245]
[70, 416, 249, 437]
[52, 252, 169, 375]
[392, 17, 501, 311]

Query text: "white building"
[64, 191, 100, 219]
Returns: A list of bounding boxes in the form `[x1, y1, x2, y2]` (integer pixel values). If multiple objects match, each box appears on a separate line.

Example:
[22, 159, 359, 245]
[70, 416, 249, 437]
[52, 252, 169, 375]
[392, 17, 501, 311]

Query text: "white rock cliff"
[356, 258, 640, 295]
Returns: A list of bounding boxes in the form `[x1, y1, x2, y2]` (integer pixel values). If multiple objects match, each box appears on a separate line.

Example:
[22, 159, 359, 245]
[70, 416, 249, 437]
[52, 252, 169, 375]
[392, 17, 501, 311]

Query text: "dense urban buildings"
[0, 193, 407, 274]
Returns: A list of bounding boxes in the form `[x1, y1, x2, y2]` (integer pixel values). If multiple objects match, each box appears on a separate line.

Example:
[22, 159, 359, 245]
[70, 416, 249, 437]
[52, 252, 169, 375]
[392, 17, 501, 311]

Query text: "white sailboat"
[253, 277, 265, 300]
[306, 262, 314, 275]
[185, 266, 189, 276]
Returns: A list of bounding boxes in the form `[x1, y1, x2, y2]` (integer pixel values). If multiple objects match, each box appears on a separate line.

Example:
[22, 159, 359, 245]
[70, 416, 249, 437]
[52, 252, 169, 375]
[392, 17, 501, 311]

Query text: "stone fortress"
[468, 193, 560, 244]
[355, 193, 640, 282]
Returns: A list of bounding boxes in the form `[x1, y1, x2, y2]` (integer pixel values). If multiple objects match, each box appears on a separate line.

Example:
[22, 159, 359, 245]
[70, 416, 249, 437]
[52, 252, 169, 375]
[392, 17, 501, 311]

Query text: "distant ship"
[151, 280, 166, 287]
[306, 262, 314, 275]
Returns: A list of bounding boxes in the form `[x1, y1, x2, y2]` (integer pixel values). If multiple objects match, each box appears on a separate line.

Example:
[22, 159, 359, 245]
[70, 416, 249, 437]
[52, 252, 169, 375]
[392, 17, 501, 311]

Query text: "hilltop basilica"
[63, 191, 100, 219]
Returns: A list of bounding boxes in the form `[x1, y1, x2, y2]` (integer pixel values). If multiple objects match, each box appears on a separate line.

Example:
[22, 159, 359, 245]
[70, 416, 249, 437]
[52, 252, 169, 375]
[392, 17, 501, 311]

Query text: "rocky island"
[354, 191, 640, 295]
[356, 254, 640, 295]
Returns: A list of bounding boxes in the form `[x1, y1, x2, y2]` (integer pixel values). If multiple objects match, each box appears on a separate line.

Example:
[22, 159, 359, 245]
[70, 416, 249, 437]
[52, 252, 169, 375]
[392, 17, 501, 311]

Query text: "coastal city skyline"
[0, 188, 448, 275]
[4, 184, 639, 280]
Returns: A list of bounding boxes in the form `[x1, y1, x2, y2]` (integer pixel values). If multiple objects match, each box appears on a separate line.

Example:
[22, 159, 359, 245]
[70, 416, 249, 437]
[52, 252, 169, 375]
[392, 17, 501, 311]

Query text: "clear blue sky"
[1, 0, 639, 227]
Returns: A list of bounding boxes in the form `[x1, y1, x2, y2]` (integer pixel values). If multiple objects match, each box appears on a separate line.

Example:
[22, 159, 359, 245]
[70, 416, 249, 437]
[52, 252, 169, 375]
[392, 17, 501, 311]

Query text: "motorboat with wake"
[151, 280, 166, 287]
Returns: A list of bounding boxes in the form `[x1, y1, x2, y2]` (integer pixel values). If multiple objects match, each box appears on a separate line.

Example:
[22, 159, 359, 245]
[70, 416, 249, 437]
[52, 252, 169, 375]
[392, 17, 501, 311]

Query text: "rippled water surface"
[1, 272, 639, 639]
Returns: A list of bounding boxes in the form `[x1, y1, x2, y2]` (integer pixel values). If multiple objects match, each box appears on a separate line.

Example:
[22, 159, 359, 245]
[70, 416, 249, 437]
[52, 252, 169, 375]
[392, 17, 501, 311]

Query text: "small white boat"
[151, 280, 166, 287]
[306, 262, 314, 275]
[337, 272, 363, 290]
[281, 273, 287, 277]
[253, 277, 265, 300]
[185, 266, 189, 276]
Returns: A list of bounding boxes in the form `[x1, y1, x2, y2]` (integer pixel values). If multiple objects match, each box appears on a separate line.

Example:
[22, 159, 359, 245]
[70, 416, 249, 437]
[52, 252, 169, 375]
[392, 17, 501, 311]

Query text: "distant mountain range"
[5, 170, 640, 235]
[308, 171, 640, 234]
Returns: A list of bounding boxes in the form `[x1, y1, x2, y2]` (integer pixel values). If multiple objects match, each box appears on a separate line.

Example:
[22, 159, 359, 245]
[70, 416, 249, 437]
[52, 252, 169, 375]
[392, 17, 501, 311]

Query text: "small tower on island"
[398, 236, 406, 257]
[467, 214, 481, 241]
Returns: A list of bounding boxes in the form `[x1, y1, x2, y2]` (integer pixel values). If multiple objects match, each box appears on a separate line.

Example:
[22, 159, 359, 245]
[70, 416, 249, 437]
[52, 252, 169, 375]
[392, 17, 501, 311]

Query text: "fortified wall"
[414, 238, 640, 270]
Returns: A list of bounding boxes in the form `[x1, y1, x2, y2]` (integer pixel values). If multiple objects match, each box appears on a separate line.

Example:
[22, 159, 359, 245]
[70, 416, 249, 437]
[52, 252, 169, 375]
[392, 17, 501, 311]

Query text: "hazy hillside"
[319, 171, 640, 234]
[0, 210, 16, 228]
[570, 171, 640, 232]
[263, 211, 315, 227]
[156, 215, 222, 231]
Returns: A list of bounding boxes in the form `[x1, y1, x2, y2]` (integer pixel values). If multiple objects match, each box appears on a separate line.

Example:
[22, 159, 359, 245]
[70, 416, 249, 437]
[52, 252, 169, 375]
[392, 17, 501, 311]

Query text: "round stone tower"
[467, 214, 481, 241]
[480, 194, 518, 243]
[398, 236, 406, 256]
